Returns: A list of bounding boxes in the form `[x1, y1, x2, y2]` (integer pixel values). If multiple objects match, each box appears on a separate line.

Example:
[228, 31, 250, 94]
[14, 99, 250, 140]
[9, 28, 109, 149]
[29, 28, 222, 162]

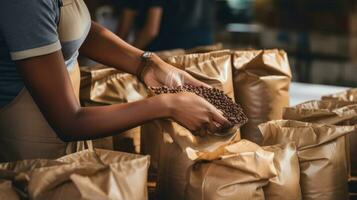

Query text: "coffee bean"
[149, 85, 248, 132]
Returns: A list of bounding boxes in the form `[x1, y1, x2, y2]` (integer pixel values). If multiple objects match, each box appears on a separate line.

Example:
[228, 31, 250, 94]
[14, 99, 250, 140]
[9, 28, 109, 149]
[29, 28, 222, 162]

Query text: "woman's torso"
[0, 0, 91, 107]
[0, 0, 91, 161]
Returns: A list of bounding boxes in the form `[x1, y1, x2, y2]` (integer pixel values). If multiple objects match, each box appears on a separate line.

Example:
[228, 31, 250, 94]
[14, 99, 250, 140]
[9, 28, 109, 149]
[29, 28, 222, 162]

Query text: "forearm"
[58, 95, 170, 141]
[80, 21, 144, 75]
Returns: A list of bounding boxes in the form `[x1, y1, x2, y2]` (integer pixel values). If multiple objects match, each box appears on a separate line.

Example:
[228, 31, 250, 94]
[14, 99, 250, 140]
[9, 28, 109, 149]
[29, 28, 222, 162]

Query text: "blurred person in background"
[115, 0, 216, 51]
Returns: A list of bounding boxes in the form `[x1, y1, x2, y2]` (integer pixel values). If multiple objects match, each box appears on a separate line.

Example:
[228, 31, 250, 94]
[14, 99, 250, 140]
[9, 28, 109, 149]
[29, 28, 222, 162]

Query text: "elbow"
[43, 106, 88, 142]
[51, 116, 84, 143]
[57, 133, 76, 143]
[55, 126, 80, 143]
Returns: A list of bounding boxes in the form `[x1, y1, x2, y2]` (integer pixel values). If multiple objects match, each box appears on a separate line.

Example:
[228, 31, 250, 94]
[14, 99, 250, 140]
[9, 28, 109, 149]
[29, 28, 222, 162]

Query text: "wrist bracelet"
[136, 51, 153, 83]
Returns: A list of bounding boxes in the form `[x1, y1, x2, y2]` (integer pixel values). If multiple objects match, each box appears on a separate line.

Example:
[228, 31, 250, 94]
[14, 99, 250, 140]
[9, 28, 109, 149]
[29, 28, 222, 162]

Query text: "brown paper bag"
[156, 138, 194, 200]
[283, 100, 357, 124]
[0, 149, 149, 200]
[321, 89, 357, 176]
[152, 120, 239, 200]
[185, 140, 277, 200]
[165, 50, 235, 98]
[262, 143, 301, 200]
[283, 100, 357, 177]
[141, 50, 236, 175]
[142, 50, 236, 200]
[80, 65, 148, 105]
[80, 65, 148, 152]
[0, 180, 20, 200]
[186, 140, 301, 200]
[232, 49, 292, 144]
[322, 88, 357, 102]
[259, 120, 355, 200]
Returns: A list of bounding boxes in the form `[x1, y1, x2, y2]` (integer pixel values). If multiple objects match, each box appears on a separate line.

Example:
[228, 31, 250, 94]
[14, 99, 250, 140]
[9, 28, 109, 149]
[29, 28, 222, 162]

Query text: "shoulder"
[0, 0, 62, 60]
[0, 0, 60, 21]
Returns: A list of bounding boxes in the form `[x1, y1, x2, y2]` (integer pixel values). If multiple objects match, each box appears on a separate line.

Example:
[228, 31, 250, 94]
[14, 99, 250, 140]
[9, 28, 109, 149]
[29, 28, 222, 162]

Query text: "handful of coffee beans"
[149, 85, 248, 129]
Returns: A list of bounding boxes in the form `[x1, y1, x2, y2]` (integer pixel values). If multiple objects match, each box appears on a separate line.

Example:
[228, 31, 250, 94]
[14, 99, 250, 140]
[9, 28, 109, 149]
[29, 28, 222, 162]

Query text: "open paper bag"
[283, 100, 357, 177]
[165, 50, 234, 98]
[149, 119, 239, 200]
[185, 140, 280, 200]
[259, 120, 355, 200]
[80, 65, 148, 152]
[141, 50, 237, 179]
[232, 49, 291, 144]
[322, 88, 357, 102]
[187, 140, 301, 200]
[0, 149, 149, 200]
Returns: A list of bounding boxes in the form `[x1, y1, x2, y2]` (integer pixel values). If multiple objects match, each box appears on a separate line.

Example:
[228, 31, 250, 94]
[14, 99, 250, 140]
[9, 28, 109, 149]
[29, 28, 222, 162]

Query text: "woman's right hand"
[162, 92, 232, 135]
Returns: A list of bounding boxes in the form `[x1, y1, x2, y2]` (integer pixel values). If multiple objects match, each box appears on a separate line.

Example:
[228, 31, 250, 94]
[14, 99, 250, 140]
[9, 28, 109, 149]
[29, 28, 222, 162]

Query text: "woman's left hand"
[141, 54, 210, 87]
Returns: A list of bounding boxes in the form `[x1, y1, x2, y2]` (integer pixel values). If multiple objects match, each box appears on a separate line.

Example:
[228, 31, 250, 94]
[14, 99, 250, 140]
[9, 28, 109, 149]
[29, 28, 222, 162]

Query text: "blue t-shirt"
[0, 0, 91, 107]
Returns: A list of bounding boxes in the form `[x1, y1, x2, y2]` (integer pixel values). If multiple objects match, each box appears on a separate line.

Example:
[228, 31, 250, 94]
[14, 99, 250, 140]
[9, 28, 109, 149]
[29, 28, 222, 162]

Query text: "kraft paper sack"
[322, 88, 357, 102]
[147, 120, 239, 200]
[321, 89, 357, 176]
[0, 149, 149, 200]
[80, 65, 148, 105]
[80, 65, 148, 152]
[262, 143, 301, 200]
[141, 50, 237, 200]
[0, 180, 19, 200]
[186, 140, 301, 200]
[283, 100, 357, 176]
[232, 49, 292, 144]
[185, 140, 277, 200]
[283, 100, 357, 124]
[165, 50, 235, 98]
[141, 50, 236, 174]
[259, 120, 356, 200]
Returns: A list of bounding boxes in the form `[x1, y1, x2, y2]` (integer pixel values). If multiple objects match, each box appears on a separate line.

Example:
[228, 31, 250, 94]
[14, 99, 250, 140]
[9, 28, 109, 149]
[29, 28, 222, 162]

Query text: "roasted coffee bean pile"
[149, 85, 248, 127]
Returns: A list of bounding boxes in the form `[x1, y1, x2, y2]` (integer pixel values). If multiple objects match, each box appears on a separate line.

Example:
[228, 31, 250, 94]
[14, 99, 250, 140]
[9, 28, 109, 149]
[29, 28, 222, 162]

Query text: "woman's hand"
[141, 54, 231, 135]
[162, 92, 232, 135]
[141, 54, 209, 87]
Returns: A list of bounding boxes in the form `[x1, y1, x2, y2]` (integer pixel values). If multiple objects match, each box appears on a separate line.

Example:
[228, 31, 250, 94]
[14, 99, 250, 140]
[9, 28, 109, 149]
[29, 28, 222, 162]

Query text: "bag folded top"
[259, 120, 355, 149]
[0, 149, 150, 200]
[185, 140, 277, 200]
[166, 50, 234, 98]
[283, 100, 357, 125]
[232, 49, 292, 144]
[322, 88, 357, 102]
[259, 120, 355, 200]
[80, 65, 148, 105]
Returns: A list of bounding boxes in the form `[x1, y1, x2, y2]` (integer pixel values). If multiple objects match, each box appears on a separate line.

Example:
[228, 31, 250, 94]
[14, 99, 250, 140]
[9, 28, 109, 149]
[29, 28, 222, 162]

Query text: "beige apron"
[0, 63, 89, 162]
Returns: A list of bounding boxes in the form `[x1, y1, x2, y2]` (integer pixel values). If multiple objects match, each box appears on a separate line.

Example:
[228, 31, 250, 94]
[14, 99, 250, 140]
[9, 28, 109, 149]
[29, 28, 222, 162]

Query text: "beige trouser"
[0, 63, 90, 162]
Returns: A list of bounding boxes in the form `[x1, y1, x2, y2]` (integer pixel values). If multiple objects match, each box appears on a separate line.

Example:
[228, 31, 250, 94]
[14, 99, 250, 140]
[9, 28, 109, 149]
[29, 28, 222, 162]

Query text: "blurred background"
[83, 0, 357, 87]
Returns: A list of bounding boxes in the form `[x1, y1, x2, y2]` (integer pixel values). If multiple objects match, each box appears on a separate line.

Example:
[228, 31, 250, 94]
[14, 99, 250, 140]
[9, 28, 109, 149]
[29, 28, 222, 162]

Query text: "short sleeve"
[0, 0, 61, 61]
